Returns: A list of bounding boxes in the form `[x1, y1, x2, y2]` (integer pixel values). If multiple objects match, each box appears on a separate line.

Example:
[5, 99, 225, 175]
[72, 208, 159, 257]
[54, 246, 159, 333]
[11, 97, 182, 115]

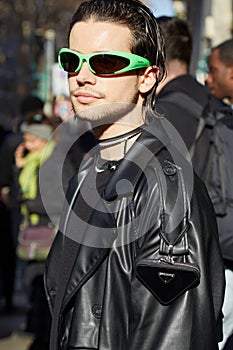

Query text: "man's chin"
[209, 88, 217, 96]
[75, 110, 106, 125]
[74, 102, 138, 127]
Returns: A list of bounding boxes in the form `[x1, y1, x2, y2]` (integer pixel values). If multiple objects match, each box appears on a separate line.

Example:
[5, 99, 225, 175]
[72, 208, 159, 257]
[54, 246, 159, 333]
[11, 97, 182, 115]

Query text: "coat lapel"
[60, 158, 116, 311]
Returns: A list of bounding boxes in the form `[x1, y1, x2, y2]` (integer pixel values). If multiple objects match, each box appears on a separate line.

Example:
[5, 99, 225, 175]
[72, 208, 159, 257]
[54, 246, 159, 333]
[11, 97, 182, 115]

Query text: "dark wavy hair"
[68, 0, 166, 109]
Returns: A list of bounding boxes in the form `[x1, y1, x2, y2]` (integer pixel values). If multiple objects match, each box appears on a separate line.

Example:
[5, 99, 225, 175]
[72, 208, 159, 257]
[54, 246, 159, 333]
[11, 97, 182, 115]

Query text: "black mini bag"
[136, 161, 201, 305]
[136, 255, 200, 306]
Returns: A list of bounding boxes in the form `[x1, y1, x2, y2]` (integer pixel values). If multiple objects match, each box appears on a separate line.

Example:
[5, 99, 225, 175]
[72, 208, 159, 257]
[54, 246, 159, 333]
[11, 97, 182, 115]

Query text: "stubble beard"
[72, 93, 140, 128]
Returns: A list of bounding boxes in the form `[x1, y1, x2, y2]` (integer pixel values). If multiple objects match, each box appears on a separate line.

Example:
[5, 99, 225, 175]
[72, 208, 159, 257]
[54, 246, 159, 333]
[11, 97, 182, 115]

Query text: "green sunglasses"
[58, 48, 151, 76]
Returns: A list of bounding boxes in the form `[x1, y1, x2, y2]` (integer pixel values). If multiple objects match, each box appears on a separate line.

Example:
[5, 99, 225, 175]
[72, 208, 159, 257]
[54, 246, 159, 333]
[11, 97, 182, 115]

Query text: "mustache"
[71, 87, 105, 99]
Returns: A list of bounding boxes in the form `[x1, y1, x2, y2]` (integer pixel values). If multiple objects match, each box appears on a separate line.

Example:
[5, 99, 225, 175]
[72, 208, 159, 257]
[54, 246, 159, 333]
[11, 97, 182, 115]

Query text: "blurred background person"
[0, 95, 45, 249]
[205, 38, 233, 108]
[205, 38, 233, 350]
[155, 16, 228, 177]
[14, 111, 57, 350]
[0, 95, 45, 314]
[14, 105, 96, 350]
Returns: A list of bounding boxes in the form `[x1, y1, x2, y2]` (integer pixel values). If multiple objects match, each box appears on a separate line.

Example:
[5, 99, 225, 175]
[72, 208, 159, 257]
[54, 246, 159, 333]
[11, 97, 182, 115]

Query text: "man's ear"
[139, 66, 158, 94]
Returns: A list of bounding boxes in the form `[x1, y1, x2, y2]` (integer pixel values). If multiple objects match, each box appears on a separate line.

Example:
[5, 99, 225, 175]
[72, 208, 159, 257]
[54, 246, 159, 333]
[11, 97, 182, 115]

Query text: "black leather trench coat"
[45, 117, 225, 350]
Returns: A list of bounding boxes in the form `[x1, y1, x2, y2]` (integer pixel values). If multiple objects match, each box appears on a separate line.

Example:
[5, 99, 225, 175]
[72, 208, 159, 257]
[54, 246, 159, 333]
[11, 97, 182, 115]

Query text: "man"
[44, 1, 225, 349]
[206, 38, 233, 350]
[156, 17, 233, 350]
[206, 38, 233, 107]
[155, 16, 230, 178]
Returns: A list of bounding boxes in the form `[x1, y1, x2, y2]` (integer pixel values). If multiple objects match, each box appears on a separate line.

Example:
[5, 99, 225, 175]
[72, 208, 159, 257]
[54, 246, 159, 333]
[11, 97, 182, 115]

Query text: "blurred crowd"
[0, 93, 96, 349]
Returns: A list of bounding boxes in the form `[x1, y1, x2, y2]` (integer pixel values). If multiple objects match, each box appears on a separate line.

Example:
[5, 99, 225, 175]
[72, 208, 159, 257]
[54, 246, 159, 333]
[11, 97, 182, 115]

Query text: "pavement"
[0, 332, 33, 350]
[0, 260, 34, 350]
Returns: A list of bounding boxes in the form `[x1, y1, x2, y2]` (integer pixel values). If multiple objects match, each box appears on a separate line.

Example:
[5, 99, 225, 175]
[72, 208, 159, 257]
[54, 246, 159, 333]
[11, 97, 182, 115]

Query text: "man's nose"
[75, 61, 96, 85]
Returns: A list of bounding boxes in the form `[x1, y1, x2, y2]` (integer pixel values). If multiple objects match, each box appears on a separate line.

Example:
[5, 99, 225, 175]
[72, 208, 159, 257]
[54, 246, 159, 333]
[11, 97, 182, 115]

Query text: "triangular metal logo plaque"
[158, 272, 175, 284]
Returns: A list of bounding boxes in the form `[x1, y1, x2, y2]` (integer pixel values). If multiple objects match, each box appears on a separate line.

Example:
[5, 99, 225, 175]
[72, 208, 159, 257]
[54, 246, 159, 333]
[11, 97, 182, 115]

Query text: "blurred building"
[0, 0, 78, 127]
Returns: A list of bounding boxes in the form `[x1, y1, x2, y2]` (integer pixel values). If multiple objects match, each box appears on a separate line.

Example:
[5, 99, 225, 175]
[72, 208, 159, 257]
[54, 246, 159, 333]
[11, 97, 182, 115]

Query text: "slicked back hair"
[68, 0, 166, 109]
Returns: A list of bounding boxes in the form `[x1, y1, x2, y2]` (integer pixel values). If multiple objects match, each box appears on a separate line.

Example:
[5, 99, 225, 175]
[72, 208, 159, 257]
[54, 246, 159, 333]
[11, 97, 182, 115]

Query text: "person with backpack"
[205, 38, 233, 350]
[156, 16, 233, 350]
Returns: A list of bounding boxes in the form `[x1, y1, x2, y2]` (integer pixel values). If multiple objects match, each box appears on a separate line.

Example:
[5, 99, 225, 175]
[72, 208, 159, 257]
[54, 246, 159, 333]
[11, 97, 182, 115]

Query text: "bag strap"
[156, 157, 191, 257]
[158, 91, 233, 216]
[204, 121, 228, 214]
[157, 91, 216, 158]
[157, 91, 203, 119]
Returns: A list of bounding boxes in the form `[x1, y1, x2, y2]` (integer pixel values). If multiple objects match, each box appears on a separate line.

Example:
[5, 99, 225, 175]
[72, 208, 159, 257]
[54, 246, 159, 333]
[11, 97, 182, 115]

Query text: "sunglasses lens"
[90, 54, 130, 74]
[60, 52, 80, 73]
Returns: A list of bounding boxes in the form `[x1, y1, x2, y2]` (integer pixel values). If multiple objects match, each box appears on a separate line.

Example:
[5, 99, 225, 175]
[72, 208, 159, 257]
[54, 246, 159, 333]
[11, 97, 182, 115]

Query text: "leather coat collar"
[102, 117, 171, 201]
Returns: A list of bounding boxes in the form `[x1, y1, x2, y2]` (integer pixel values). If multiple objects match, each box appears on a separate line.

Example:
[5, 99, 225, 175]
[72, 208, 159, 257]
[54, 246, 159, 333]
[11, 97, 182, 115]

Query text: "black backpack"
[158, 91, 233, 262]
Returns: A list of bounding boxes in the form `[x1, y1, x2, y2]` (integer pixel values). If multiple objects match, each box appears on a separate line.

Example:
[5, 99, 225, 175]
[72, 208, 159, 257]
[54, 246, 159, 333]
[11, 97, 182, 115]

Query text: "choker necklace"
[99, 126, 143, 147]
[98, 126, 143, 152]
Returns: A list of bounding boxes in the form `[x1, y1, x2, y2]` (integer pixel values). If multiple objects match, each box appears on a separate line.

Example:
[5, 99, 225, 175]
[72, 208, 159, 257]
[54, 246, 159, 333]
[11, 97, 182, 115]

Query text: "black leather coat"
[45, 117, 225, 350]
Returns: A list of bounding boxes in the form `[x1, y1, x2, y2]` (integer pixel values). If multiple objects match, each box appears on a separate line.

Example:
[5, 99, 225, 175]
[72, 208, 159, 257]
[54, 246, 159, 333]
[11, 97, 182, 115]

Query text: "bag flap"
[136, 258, 200, 305]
